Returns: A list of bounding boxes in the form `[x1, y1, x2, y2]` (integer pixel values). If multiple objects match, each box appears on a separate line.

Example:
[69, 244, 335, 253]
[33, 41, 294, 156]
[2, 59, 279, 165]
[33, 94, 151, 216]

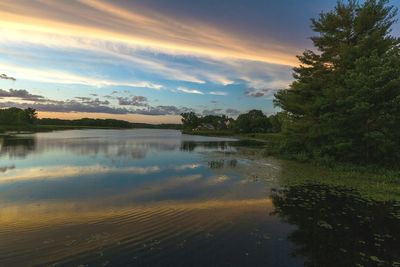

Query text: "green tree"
[181, 112, 200, 130]
[202, 115, 230, 130]
[24, 108, 38, 124]
[234, 109, 271, 133]
[268, 111, 292, 133]
[0, 107, 37, 125]
[274, 0, 400, 164]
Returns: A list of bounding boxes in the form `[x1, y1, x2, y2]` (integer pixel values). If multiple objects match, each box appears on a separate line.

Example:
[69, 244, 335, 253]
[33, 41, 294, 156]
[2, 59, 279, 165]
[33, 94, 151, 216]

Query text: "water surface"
[0, 129, 399, 266]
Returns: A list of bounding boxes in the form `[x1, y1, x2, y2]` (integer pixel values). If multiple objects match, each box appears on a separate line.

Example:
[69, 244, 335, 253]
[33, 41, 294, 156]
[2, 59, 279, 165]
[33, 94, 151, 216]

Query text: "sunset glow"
[1, 0, 399, 123]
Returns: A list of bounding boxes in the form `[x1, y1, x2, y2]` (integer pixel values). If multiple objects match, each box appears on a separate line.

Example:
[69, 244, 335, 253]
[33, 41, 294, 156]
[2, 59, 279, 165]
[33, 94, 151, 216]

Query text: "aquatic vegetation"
[277, 160, 400, 201]
[272, 183, 400, 266]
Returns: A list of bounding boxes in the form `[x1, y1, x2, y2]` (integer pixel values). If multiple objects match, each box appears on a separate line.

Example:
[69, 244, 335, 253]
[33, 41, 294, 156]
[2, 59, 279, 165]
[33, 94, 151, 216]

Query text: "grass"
[275, 159, 400, 201]
[240, 134, 400, 201]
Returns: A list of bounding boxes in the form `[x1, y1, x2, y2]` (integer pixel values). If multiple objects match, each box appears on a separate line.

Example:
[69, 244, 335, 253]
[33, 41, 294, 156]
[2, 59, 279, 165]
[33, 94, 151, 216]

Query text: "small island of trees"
[181, 110, 285, 134]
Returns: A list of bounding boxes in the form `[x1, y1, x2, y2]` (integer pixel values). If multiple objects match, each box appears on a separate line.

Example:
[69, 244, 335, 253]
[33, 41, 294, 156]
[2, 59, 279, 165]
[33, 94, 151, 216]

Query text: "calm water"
[0, 129, 399, 267]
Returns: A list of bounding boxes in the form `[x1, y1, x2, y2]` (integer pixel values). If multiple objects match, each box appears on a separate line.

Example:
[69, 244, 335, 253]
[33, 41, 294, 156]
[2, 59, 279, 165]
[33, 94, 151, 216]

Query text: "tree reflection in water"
[271, 183, 400, 267]
[180, 141, 232, 152]
[0, 135, 36, 158]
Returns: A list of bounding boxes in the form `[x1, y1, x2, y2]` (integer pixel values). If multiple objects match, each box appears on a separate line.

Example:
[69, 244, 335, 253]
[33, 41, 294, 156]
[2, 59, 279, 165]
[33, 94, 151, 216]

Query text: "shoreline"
[1, 128, 399, 200]
[0, 124, 182, 134]
[181, 129, 400, 200]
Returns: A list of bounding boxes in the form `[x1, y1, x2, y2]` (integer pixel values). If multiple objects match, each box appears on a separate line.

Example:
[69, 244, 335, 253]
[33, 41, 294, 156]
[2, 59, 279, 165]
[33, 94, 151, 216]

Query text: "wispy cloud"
[0, 88, 193, 116]
[245, 87, 281, 98]
[0, 88, 45, 101]
[0, 1, 299, 66]
[117, 96, 148, 106]
[132, 105, 194, 116]
[0, 63, 163, 90]
[0, 100, 130, 114]
[177, 87, 204, 95]
[0, 3, 295, 94]
[0, 1, 300, 121]
[0, 74, 16, 81]
[209, 91, 228, 96]
[75, 97, 110, 106]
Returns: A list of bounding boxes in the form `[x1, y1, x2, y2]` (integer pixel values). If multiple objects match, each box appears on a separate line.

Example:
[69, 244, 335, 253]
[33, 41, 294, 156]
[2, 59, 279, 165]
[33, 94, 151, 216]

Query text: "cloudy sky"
[0, 0, 399, 123]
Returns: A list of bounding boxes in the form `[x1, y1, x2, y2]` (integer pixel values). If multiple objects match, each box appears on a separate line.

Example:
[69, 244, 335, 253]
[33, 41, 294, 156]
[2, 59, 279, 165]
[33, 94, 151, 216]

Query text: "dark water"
[0, 129, 399, 267]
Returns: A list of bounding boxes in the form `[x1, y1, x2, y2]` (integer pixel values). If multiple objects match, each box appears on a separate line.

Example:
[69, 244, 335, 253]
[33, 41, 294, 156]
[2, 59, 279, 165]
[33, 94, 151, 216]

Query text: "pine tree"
[274, 0, 400, 164]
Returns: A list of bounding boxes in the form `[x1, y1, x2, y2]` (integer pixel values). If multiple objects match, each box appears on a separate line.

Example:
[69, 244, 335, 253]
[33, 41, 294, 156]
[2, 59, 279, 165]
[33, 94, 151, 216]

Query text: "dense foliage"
[0, 107, 37, 125]
[233, 110, 270, 133]
[274, 0, 400, 164]
[180, 112, 202, 130]
[181, 109, 283, 133]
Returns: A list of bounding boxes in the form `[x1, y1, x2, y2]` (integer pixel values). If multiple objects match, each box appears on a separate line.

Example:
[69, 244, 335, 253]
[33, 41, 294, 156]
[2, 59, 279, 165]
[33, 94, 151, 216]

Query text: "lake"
[0, 129, 399, 266]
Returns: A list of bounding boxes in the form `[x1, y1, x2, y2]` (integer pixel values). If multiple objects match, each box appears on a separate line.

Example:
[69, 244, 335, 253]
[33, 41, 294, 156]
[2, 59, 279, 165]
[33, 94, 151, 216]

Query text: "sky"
[0, 0, 399, 123]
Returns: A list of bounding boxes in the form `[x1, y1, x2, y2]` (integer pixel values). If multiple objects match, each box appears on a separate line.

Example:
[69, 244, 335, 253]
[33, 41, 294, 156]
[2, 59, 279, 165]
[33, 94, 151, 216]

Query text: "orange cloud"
[0, 0, 299, 66]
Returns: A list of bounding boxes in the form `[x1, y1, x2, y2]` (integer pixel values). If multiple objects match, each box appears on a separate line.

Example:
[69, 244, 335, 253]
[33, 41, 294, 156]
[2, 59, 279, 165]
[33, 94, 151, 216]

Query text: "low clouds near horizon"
[0, 88, 242, 119]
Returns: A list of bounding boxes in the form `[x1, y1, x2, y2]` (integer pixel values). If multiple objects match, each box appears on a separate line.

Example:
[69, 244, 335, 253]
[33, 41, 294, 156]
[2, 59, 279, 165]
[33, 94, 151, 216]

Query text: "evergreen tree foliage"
[274, 0, 400, 164]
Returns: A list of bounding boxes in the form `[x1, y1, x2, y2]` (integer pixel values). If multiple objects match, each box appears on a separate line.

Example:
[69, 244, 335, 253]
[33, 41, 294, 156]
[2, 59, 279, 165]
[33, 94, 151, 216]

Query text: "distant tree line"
[39, 118, 133, 128]
[39, 118, 181, 129]
[181, 109, 286, 133]
[0, 107, 181, 129]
